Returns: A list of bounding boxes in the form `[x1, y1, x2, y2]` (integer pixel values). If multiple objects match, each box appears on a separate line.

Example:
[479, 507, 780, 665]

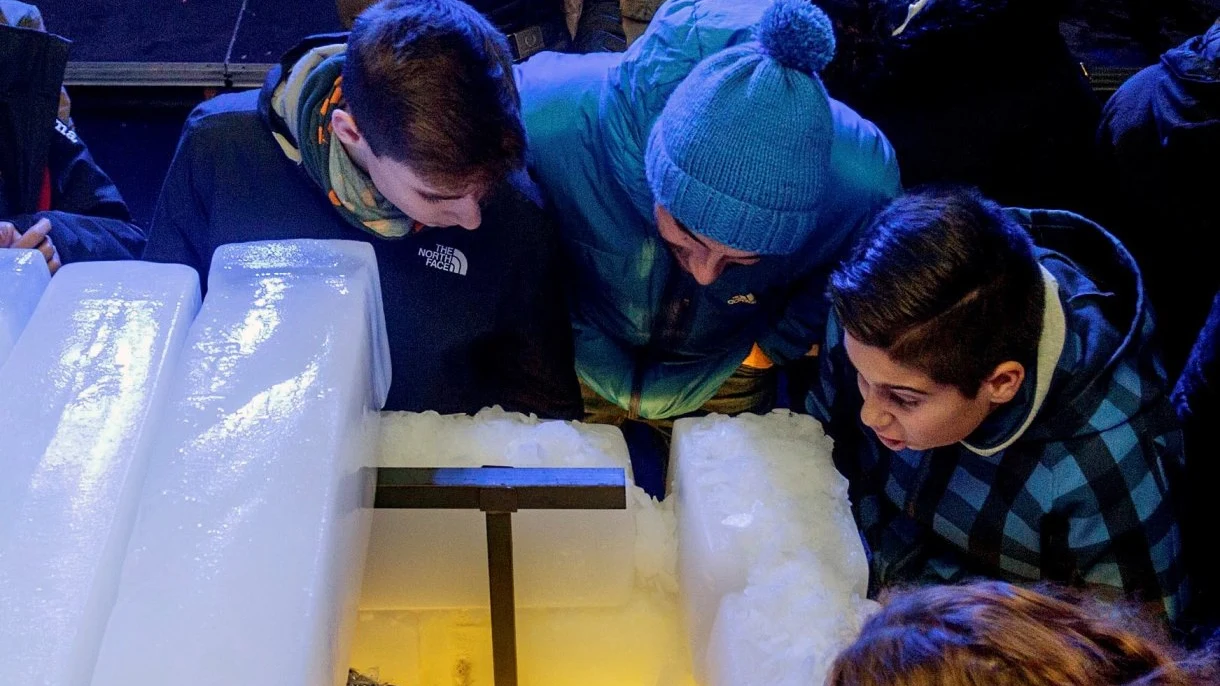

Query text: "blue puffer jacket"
[516, 0, 900, 419]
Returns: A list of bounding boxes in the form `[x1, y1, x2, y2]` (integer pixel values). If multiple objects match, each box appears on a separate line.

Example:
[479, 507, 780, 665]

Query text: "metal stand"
[373, 466, 627, 686]
[486, 512, 517, 684]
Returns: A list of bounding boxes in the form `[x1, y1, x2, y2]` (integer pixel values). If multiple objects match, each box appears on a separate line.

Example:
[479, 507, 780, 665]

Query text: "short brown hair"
[828, 581, 1219, 686]
[342, 0, 525, 190]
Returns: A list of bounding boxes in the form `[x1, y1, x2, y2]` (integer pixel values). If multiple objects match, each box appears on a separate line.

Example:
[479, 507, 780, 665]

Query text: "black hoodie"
[0, 21, 144, 262]
[143, 34, 582, 418]
[824, 0, 1100, 214]
[1097, 20, 1220, 378]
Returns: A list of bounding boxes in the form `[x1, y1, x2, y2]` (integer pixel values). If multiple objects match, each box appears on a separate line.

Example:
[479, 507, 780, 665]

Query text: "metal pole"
[485, 512, 518, 686]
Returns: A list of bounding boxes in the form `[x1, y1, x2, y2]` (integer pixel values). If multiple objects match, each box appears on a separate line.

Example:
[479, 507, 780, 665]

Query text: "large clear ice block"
[0, 261, 200, 686]
[669, 411, 873, 685]
[0, 248, 51, 366]
[89, 240, 390, 686]
[363, 409, 639, 610]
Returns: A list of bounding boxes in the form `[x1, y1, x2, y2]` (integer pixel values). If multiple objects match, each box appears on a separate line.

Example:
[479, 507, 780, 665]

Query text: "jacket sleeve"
[1051, 419, 1188, 620]
[142, 109, 214, 290]
[6, 127, 145, 261]
[489, 207, 584, 420]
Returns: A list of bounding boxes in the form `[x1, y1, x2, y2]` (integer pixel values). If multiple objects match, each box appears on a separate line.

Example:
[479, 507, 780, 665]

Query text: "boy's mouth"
[877, 434, 906, 451]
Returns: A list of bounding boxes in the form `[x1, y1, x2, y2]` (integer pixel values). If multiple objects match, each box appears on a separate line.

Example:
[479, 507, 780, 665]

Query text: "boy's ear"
[331, 109, 363, 148]
[982, 361, 1025, 405]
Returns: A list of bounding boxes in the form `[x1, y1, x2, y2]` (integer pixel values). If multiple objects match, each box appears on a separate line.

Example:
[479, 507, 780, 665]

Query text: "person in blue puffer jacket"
[516, 0, 900, 431]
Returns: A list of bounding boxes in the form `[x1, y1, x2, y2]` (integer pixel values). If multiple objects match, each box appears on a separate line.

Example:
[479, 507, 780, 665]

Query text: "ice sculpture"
[362, 408, 642, 610]
[0, 261, 200, 686]
[89, 240, 390, 686]
[351, 408, 688, 686]
[0, 248, 51, 366]
[670, 410, 875, 686]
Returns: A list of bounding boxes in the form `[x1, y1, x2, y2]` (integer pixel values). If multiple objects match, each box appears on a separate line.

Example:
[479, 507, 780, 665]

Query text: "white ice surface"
[89, 240, 390, 686]
[364, 408, 674, 610]
[0, 248, 51, 366]
[706, 557, 880, 686]
[0, 261, 200, 686]
[670, 411, 873, 685]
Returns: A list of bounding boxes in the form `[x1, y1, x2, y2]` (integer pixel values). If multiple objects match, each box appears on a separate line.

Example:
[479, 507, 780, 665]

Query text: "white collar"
[961, 265, 1066, 457]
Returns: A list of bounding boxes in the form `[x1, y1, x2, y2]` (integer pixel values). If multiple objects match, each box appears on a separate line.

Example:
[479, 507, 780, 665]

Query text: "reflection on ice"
[0, 261, 200, 686]
[90, 240, 390, 686]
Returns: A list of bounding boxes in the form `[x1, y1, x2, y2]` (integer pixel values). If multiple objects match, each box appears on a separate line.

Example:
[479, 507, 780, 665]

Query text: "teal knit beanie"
[645, 0, 837, 255]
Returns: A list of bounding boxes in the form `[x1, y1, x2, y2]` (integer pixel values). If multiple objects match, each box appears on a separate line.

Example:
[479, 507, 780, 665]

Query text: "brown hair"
[342, 0, 524, 191]
[827, 581, 1219, 686]
[829, 187, 1044, 399]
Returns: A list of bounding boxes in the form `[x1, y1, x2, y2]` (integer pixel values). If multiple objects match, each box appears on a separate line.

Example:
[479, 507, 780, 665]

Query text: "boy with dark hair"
[145, 0, 581, 418]
[808, 188, 1188, 620]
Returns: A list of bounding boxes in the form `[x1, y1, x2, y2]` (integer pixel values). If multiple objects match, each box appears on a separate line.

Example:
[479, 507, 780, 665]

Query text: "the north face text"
[418, 244, 468, 276]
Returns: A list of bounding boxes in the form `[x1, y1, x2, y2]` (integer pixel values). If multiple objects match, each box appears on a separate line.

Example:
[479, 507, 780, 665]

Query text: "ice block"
[0, 248, 51, 366]
[705, 557, 879, 686]
[362, 408, 642, 610]
[0, 261, 200, 686]
[89, 240, 390, 686]
[350, 590, 695, 686]
[669, 411, 872, 684]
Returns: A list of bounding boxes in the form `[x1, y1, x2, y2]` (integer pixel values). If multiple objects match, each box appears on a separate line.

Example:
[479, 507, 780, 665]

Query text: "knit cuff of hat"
[646, 129, 820, 256]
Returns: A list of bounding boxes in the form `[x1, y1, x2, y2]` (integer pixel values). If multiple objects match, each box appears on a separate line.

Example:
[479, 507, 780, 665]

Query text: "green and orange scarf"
[270, 46, 421, 239]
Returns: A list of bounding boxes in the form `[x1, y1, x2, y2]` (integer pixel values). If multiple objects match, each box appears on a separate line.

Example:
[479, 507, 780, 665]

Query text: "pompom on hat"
[645, 0, 838, 255]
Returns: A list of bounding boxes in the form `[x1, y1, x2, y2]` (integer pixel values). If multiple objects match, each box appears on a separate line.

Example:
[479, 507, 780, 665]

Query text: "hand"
[9, 218, 62, 274]
[0, 221, 14, 249]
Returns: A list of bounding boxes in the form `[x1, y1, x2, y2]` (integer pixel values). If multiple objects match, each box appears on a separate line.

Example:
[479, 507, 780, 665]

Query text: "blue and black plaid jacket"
[809, 208, 1187, 619]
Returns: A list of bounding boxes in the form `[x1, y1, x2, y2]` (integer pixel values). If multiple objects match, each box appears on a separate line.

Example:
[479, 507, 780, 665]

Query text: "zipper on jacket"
[632, 269, 696, 419]
[628, 363, 644, 420]
[904, 451, 935, 518]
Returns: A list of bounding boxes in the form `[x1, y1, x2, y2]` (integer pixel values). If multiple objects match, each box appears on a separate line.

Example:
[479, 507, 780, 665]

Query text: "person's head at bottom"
[334, 0, 525, 231]
[827, 580, 1216, 686]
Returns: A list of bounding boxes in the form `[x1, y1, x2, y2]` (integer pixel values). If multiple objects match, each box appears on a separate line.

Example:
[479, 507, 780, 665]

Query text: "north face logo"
[418, 244, 468, 276]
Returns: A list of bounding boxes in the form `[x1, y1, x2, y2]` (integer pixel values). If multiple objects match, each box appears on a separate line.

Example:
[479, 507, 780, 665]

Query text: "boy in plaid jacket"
[809, 188, 1187, 619]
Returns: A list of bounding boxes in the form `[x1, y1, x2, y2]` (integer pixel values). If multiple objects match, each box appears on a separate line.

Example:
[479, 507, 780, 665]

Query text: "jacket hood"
[0, 22, 69, 215]
[1009, 208, 1163, 440]
[1153, 21, 1220, 142]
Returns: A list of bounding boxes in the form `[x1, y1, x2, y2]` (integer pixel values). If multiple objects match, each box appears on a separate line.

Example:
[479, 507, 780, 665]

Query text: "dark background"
[34, 0, 1220, 228]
